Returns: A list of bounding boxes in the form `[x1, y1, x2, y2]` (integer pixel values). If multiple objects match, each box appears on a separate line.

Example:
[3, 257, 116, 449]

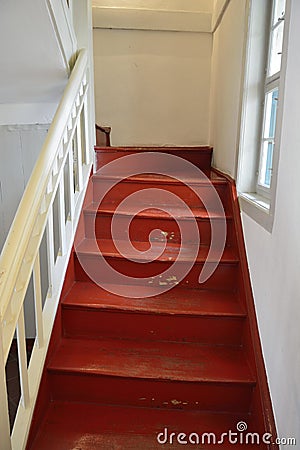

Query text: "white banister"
[0, 48, 93, 449]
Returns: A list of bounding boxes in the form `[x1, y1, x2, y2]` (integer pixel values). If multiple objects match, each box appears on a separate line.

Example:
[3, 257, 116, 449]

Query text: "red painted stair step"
[25, 146, 278, 449]
[92, 172, 231, 213]
[62, 281, 245, 345]
[74, 238, 239, 290]
[95, 145, 213, 173]
[29, 402, 267, 450]
[83, 201, 234, 246]
[47, 337, 255, 412]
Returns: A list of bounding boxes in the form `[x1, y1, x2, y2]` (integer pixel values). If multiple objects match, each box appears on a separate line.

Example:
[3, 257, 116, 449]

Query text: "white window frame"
[237, 0, 291, 232]
[257, 0, 285, 198]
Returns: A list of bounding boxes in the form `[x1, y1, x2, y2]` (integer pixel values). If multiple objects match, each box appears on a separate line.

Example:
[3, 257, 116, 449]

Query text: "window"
[257, 0, 286, 196]
[237, 0, 289, 231]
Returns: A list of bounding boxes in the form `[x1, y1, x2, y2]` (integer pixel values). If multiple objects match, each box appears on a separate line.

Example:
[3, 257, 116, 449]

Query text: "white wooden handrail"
[0, 49, 87, 320]
[0, 48, 93, 450]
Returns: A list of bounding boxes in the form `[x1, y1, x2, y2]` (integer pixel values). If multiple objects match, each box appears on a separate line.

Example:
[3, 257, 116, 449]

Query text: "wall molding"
[93, 6, 212, 33]
[212, 0, 231, 33]
[46, 0, 77, 69]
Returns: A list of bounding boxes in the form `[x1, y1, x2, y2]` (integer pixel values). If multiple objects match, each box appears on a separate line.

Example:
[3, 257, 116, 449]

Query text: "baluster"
[0, 331, 11, 449]
[47, 173, 53, 195]
[82, 98, 90, 165]
[79, 81, 84, 97]
[58, 141, 64, 160]
[71, 105, 77, 119]
[67, 116, 73, 131]
[58, 177, 67, 255]
[63, 129, 68, 146]
[46, 207, 55, 297]
[75, 120, 83, 192]
[75, 93, 80, 108]
[68, 147, 75, 221]
[17, 307, 30, 408]
[33, 253, 44, 348]
[53, 156, 58, 176]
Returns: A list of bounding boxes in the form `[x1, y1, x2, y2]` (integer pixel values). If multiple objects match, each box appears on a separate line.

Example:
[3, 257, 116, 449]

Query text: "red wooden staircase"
[26, 146, 278, 449]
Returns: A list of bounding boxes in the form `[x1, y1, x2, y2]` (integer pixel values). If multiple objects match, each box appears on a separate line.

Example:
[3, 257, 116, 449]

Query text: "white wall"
[92, 0, 213, 146]
[0, 0, 75, 125]
[92, 0, 213, 13]
[0, 125, 50, 337]
[72, 0, 96, 148]
[0, 125, 49, 252]
[210, 0, 300, 445]
[94, 28, 212, 145]
[209, 0, 248, 176]
[242, 0, 300, 444]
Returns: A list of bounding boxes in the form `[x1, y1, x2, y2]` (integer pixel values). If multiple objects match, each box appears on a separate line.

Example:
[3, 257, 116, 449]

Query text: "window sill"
[238, 192, 274, 232]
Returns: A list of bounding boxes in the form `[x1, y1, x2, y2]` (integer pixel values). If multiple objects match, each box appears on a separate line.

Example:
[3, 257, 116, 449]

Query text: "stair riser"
[74, 254, 239, 291]
[93, 179, 230, 213]
[62, 308, 244, 345]
[49, 372, 253, 413]
[95, 148, 212, 173]
[84, 212, 233, 247]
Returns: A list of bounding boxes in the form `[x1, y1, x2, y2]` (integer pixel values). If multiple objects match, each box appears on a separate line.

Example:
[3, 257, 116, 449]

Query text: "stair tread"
[95, 145, 212, 152]
[30, 401, 264, 450]
[48, 337, 254, 384]
[92, 171, 227, 185]
[63, 281, 245, 318]
[76, 238, 238, 263]
[84, 201, 232, 220]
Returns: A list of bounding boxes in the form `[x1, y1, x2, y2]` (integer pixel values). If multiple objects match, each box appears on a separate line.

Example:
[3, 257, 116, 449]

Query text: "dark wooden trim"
[212, 167, 279, 449]
[95, 124, 111, 147]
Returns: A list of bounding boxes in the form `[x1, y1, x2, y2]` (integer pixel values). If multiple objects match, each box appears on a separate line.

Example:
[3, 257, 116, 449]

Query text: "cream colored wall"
[242, 0, 300, 444]
[209, 0, 248, 176]
[209, 0, 300, 444]
[94, 28, 212, 145]
[93, 0, 213, 146]
[92, 0, 213, 12]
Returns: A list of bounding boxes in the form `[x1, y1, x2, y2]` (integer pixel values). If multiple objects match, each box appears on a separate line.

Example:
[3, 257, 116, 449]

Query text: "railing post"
[0, 331, 12, 450]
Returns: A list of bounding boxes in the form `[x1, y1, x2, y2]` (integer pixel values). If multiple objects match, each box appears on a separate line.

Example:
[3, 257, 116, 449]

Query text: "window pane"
[259, 141, 274, 188]
[268, 20, 284, 76]
[263, 89, 278, 139]
[273, 0, 286, 25]
[259, 88, 278, 188]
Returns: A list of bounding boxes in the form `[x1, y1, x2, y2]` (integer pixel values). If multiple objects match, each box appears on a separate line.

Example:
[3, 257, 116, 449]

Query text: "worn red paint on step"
[26, 147, 278, 450]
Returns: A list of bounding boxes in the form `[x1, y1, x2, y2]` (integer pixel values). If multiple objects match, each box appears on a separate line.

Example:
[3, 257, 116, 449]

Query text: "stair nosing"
[84, 202, 233, 221]
[62, 281, 245, 318]
[92, 173, 227, 186]
[62, 302, 246, 318]
[48, 366, 255, 385]
[76, 238, 239, 264]
[95, 146, 213, 152]
[47, 337, 255, 385]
